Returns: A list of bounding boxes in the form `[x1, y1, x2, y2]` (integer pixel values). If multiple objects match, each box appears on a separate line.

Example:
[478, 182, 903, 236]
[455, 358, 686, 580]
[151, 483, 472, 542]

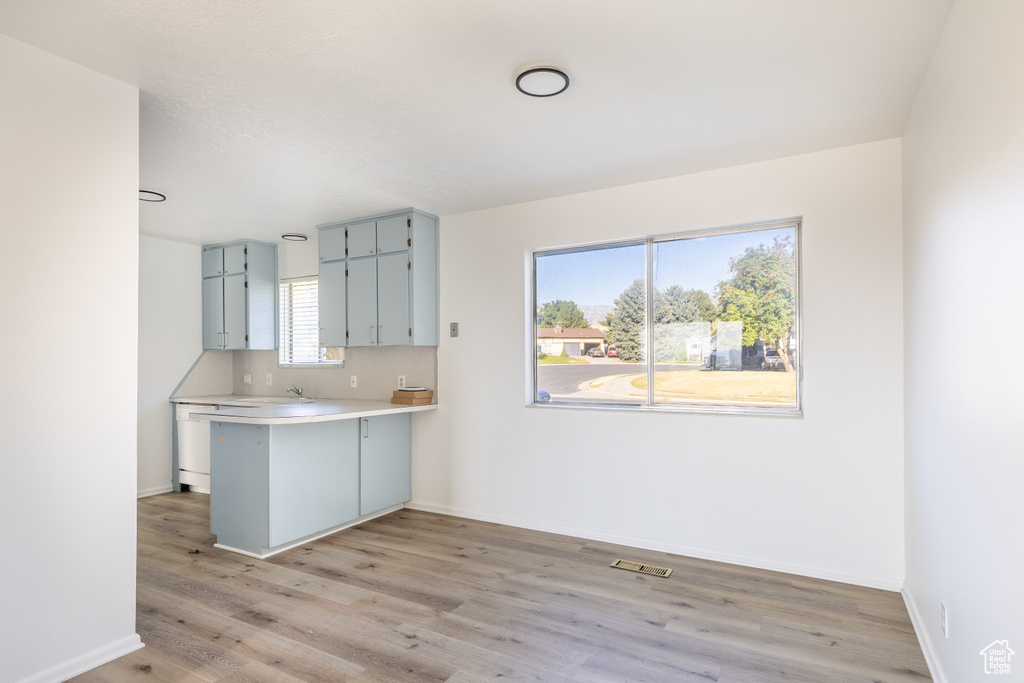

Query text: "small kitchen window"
[531, 218, 801, 415]
[278, 277, 343, 366]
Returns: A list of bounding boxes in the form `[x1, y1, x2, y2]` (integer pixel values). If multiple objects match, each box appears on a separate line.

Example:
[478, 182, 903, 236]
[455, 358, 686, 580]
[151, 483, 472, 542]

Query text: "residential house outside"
[537, 326, 606, 356]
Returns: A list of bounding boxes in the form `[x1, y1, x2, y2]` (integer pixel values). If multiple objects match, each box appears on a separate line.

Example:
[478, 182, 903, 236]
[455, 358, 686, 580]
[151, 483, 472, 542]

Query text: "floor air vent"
[610, 558, 673, 578]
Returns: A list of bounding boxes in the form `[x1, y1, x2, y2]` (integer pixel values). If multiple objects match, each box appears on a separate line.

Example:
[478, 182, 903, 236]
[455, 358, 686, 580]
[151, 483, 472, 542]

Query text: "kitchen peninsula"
[184, 399, 435, 558]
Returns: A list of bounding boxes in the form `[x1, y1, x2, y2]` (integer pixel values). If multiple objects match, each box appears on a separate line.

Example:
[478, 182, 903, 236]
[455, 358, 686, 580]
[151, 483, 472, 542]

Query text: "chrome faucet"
[287, 385, 303, 398]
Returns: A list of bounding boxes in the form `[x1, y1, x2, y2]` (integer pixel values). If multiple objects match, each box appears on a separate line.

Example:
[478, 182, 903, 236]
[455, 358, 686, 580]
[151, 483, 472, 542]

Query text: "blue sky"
[535, 227, 794, 308]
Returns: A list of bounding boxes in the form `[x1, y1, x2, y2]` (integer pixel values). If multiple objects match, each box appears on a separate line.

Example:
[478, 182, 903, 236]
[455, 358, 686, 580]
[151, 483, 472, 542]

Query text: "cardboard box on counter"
[391, 396, 434, 405]
[393, 389, 432, 399]
[392, 388, 433, 405]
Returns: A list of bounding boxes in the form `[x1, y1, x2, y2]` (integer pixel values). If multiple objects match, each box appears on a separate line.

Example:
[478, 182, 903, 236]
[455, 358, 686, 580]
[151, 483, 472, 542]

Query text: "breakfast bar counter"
[178, 398, 435, 558]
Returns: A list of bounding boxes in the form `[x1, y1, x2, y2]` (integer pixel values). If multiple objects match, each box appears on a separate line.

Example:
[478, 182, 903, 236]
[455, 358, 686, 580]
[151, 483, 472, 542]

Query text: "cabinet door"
[202, 248, 223, 278]
[223, 244, 247, 275]
[202, 277, 224, 349]
[319, 226, 347, 262]
[377, 252, 410, 346]
[347, 221, 377, 258]
[318, 259, 347, 347]
[269, 420, 360, 548]
[376, 214, 409, 255]
[359, 414, 411, 516]
[223, 273, 247, 349]
[346, 258, 378, 346]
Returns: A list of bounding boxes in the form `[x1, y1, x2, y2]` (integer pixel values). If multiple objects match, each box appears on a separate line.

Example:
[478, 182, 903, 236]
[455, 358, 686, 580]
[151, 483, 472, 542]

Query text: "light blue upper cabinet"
[202, 277, 224, 349]
[376, 252, 410, 346]
[318, 259, 347, 347]
[346, 258, 378, 346]
[223, 273, 247, 349]
[375, 214, 409, 255]
[223, 244, 246, 275]
[317, 209, 438, 347]
[346, 220, 378, 258]
[319, 226, 346, 262]
[201, 240, 278, 350]
[202, 248, 224, 278]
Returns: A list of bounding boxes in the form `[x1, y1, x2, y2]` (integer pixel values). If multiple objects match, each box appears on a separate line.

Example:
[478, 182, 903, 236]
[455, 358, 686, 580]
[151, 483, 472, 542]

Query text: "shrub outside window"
[532, 219, 801, 415]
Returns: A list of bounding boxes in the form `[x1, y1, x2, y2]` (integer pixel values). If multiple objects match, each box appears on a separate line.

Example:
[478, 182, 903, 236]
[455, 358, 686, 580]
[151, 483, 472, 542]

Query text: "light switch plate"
[350, 375, 357, 388]
[450, 322, 459, 337]
[243, 373, 252, 385]
[265, 373, 272, 386]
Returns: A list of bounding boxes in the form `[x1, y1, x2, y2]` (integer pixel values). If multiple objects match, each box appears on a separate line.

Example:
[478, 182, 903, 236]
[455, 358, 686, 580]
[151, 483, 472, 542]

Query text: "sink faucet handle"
[287, 385, 303, 398]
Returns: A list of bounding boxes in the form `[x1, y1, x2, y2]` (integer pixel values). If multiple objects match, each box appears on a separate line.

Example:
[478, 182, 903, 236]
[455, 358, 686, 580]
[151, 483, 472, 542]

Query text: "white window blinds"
[279, 277, 323, 365]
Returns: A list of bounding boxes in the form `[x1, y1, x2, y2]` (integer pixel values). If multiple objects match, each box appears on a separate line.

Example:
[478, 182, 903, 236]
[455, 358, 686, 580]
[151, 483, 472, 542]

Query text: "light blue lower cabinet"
[360, 414, 412, 516]
[209, 413, 412, 557]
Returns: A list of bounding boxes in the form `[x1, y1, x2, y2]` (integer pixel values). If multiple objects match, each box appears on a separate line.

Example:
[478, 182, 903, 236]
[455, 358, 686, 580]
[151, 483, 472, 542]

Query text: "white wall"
[902, 1, 1024, 680]
[278, 236, 319, 280]
[0, 33, 142, 683]
[138, 236, 201, 496]
[416, 139, 906, 589]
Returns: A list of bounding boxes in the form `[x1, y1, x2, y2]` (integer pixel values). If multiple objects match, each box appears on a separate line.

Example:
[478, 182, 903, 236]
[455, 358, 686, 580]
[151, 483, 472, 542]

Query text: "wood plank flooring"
[74, 492, 931, 682]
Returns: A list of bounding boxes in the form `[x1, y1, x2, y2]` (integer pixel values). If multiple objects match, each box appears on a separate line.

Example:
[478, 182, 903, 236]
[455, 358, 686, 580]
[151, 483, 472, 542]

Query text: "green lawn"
[632, 370, 796, 404]
[538, 355, 589, 365]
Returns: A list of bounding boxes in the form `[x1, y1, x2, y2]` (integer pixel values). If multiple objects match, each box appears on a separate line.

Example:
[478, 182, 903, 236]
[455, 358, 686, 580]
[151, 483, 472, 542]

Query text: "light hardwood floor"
[75, 492, 931, 682]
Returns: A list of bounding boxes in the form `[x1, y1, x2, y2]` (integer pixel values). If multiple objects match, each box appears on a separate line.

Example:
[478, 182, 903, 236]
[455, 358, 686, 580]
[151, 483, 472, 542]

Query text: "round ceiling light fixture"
[139, 190, 166, 202]
[516, 67, 569, 97]
[281, 233, 308, 241]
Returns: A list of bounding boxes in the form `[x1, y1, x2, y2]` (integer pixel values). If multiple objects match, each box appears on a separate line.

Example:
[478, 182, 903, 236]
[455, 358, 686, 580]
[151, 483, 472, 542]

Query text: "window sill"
[527, 400, 802, 418]
[278, 362, 345, 369]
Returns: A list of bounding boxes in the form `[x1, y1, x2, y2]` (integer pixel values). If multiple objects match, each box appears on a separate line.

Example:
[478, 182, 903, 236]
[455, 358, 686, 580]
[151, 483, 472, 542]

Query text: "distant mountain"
[580, 305, 614, 326]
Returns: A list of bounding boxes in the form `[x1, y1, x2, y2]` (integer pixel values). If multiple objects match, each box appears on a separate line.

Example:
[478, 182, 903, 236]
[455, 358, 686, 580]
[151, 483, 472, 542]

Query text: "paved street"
[537, 360, 699, 396]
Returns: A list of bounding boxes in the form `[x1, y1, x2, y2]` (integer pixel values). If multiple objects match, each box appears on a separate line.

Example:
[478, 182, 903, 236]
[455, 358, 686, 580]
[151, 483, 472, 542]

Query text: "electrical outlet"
[398, 375, 406, 388]
[941, 601, 949, 638]
[265, 373, 272, 386]
[243, 373, 252, 386]
[350, 375, 357, 388]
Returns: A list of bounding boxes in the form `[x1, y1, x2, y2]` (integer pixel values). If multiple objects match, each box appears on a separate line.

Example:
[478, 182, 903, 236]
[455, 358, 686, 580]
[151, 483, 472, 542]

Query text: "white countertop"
[173, 395, 436, 425]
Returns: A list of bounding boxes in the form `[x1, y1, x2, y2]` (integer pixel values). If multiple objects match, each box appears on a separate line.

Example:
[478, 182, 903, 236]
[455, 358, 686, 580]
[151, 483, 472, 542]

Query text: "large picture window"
[532, 219, 800, 414]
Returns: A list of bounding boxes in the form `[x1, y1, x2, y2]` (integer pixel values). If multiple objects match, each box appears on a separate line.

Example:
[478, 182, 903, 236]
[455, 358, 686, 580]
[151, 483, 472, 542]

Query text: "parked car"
[606, 346, 619, 358]
[536, 390, 551, 402]
[588, 347, 605, 357]
[763, 348, 784, 370]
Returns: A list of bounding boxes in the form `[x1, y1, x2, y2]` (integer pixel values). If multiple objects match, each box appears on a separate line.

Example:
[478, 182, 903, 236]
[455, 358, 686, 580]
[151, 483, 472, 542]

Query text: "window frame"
[530, 217, 802, 417]
[277, 276, 344, 368]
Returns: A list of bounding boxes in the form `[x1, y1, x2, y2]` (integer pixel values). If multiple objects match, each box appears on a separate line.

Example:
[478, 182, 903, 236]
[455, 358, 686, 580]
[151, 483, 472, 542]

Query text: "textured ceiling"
[0, 1, 954, 245]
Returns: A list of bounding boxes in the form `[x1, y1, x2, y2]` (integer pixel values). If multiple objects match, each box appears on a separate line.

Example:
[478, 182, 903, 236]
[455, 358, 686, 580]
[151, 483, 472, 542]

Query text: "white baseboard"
[903, 583, 946, 683]
[137, 484, 173, 499]
[406, 500, 904, 591]
[17, 634, 143, 683]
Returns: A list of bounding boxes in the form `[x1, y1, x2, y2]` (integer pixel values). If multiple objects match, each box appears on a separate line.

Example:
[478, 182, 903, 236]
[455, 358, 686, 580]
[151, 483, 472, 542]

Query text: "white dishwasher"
[176, 403, 216, 494]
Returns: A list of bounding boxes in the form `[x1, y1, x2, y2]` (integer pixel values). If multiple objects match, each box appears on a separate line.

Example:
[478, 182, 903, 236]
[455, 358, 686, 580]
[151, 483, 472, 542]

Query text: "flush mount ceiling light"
[516, 67, 569, 97]
[281, 233, 307, 241]
[139, 190, 166, 202]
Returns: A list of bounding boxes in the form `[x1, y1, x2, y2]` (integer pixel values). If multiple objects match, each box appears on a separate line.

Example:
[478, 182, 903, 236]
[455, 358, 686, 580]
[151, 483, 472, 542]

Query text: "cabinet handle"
[223, 332, 229, 348]
[362, 418, 369, 439]
[217, 332, 223, 348]
[370, 326, 376, 344]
